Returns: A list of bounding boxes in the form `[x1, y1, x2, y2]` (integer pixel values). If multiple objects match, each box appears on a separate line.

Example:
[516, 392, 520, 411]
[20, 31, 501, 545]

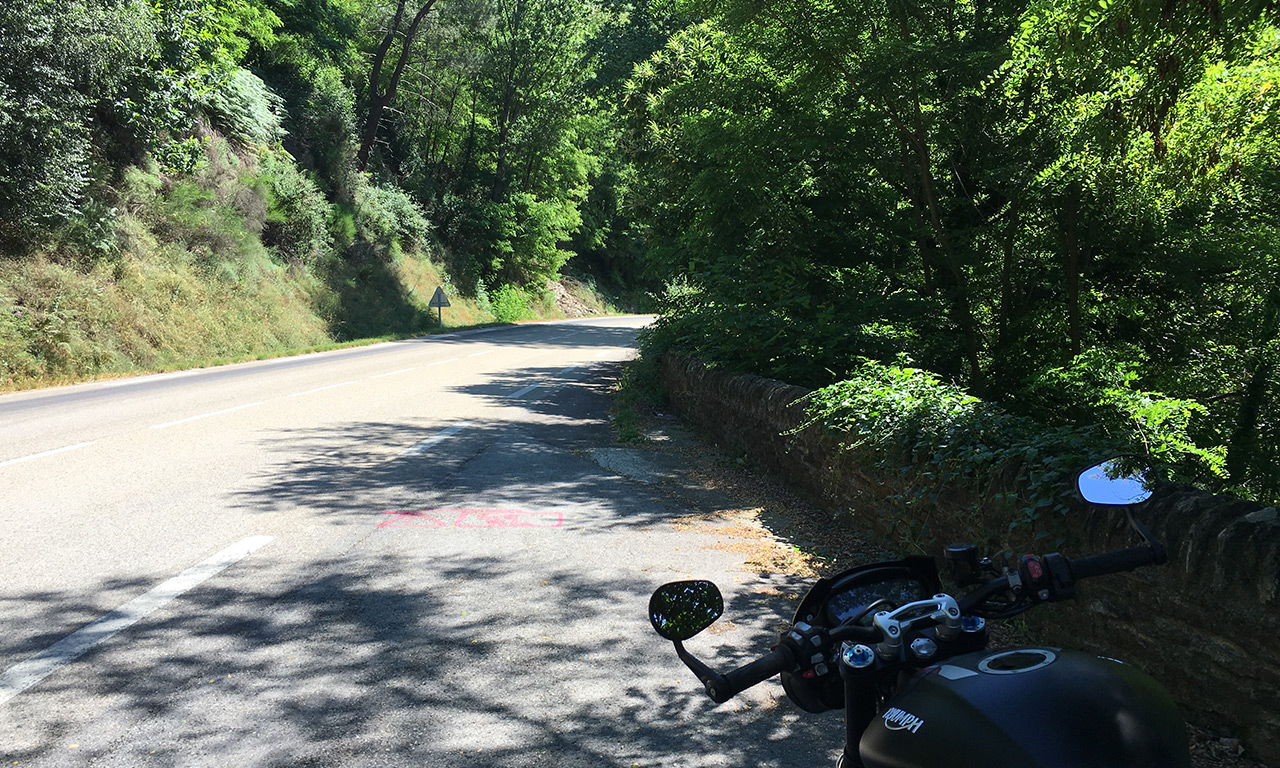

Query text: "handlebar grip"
[829, 624, 881, 643]
[710, 647, 794, 702]
[1069, 546, 1158, 581]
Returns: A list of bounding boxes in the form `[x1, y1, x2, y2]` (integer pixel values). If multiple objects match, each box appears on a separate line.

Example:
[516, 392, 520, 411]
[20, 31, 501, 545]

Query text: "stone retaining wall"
[661, 353, 1280, 764]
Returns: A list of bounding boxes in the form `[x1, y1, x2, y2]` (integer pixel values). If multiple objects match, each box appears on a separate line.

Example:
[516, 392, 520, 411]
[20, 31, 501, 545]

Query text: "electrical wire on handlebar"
[963, 577, 1036, 620]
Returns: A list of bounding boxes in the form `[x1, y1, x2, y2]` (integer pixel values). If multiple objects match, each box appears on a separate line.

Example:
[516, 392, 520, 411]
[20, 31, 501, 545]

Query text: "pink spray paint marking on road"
[378, 509, 564, 529]
[378, 511, 449, 528]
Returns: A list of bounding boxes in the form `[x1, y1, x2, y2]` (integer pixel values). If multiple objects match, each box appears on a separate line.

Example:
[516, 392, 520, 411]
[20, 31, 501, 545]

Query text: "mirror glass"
[1077, 458, 1154, 505]
[649, 580, 723, 641]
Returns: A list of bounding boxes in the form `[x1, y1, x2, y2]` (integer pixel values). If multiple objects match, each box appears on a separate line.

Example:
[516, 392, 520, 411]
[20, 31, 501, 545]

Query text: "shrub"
[258, 150, 334, 265]
[1016, 347, 1225, 481]
[200, 68, 287, 147]
[801, 359, 1220, 549]
[59, 198, 121, 257]
[351, 180, 432, 260]
[0, 0, 157, 235]
[0, 290, 42, 382]
[292, 66, 357, 198]
[491, 284, 530, 323]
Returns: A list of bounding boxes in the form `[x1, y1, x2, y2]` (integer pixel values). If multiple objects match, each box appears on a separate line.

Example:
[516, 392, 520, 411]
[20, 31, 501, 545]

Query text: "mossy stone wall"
[661, 353, 1280, 764]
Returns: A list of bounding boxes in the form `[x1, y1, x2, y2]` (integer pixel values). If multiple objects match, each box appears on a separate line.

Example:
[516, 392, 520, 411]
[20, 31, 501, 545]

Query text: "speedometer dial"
[826, 576, 927, 625]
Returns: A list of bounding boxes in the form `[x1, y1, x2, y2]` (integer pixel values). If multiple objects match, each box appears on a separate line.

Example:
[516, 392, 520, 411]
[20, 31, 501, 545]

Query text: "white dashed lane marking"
[399, 421, 475, 457]
[150, 402, 264, 430]
[370, 368, 415, 379]
[288, 381, 356, 398]
[0, 536, 275, 706]
[0, 441, 96, 469]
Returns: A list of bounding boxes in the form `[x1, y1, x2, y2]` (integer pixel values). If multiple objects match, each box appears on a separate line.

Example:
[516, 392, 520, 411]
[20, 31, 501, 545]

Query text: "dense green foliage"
[800, 360, 1196, 549]
[0, 0, 668, 281]
[629, 0, 1280, 502]
[4, 0, 1278, 504]
[0, 0, 657, 387]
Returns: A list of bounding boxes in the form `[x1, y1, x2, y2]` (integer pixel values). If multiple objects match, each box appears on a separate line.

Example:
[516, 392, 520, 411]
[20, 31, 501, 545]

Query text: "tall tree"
[358, 0, 439, 171]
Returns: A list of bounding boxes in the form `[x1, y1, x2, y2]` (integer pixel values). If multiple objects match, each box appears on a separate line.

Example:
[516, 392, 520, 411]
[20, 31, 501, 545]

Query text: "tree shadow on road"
[1, 350, 845, 767]
[1, 548, 838, 767]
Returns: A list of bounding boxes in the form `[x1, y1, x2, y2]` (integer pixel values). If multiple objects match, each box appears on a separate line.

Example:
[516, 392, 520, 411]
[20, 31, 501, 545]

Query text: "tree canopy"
[627, 0, 1280, 500]
[3, 0, 1279, 501]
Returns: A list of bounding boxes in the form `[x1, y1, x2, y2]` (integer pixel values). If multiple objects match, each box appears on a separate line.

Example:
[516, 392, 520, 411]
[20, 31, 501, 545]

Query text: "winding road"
[0, 317, 834, 767]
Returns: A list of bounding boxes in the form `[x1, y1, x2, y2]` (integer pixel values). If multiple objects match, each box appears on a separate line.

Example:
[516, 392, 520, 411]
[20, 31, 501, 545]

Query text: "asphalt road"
[0, 317, 839, 767]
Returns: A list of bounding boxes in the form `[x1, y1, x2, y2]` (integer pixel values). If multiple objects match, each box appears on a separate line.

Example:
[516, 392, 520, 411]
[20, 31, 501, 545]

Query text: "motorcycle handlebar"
[829, 624, 882, 643]
[957, 576, 1010, 613]
[690, 543, 1164, 703]
[954, 543, 1160, 614]
[1067, 546, 1159, 580]
[707, 647, 795, 703]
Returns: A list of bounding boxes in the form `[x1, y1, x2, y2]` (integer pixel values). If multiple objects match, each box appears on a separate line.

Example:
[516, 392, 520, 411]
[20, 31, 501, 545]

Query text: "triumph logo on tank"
[882, 707, 925, 733]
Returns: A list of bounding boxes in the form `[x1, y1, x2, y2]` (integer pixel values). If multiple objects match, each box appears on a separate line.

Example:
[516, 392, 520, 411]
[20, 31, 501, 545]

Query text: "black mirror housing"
[649, 580, 724, 641]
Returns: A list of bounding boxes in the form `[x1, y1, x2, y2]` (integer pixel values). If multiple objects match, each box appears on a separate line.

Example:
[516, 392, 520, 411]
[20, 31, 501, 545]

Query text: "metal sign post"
[428, 286, 451, 328]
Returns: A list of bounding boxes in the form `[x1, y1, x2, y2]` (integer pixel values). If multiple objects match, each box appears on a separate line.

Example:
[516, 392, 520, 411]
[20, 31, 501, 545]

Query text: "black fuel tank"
[859, 647, 1189, 768]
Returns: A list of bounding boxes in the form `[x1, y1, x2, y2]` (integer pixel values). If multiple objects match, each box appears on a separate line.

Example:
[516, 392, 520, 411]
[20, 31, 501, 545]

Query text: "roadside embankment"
[0, 249, 487, 393]
[661, 353, 1280, 765]
[0, 249, 609, 394]
[0, 133, 620, 394]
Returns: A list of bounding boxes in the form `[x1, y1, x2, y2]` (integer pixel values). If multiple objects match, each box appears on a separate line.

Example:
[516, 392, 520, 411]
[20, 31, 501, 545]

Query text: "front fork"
[834, 595, 964, 767]
[836, 645, 878, 768]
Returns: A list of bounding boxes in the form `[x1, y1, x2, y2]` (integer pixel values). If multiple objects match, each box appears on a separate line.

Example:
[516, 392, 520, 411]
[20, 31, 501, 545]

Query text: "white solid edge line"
[0, 535, 275, 707]
[399, 421, 474, 456]
[288, 381, 356, 397]
[508, 383, 541, 399]
[0, 318, 641, 403]
[0, 441, 96, 469]
[151, 402, 264, 429]
[426, 357, 461, 367]
[96, 368, 205, 388]
[370, 368, 415, 379]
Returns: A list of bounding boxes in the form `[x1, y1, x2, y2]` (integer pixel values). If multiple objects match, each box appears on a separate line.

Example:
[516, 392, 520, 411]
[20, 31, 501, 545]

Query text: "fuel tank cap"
[977, 648, 1058, 675]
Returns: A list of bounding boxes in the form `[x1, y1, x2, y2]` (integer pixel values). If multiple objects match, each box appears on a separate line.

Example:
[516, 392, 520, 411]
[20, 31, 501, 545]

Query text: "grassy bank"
[0, 250, 503, 393]
[0, 246, 613, 394]
[0, 138, 616, 394]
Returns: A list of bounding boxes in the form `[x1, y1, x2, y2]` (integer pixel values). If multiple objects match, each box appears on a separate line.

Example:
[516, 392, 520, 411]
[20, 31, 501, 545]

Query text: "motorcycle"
[648, 458, 1190, 767]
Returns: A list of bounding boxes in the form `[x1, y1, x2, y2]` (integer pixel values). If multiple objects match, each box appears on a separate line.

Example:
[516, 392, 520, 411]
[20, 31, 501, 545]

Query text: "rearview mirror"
[1077, 457, 1154, 506]
[649, 580, 723, 641]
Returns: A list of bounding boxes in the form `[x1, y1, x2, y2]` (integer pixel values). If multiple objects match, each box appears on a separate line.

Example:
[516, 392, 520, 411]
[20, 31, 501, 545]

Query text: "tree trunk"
[457, 74, 480, 179]
[1226, 286, 1280, 483]
[491, 0, 525, 203]
[520, 149, 538, 192]
[1060, 184, 1083, 360]
[997, 210, 1017, 352]
[888, 8, 985, 392]
[908, 121, 984, 393]
[430, 69, 466, 167]
[357, 0, 439, 172]
[418, 60, 439, 163]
